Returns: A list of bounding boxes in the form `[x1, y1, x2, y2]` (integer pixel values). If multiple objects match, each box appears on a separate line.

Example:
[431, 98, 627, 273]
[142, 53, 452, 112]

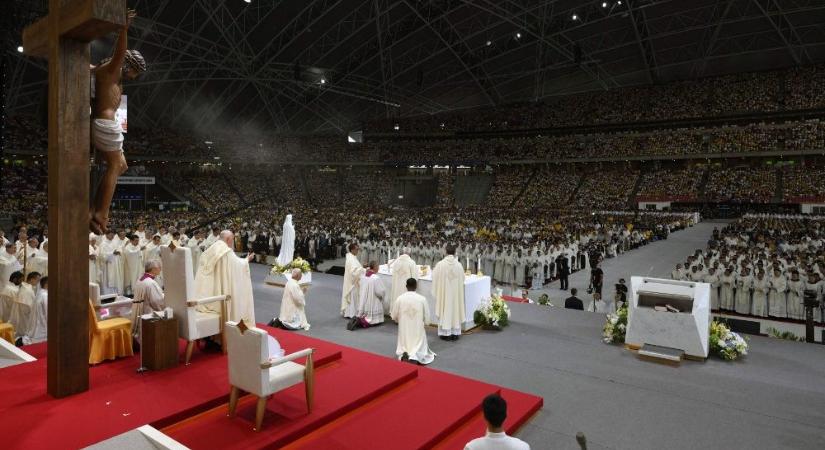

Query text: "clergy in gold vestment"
[389, 248, 419, 314]
[432, 245, 465, 341]
[341, 243, 366, 318]
[195, 230, 256, 324]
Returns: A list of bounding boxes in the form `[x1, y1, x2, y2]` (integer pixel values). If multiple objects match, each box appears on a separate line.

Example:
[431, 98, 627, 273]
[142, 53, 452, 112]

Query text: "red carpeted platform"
[0, 325, 342, 449]
[1, 326, 543, 450]
[502, 295, 530, 304]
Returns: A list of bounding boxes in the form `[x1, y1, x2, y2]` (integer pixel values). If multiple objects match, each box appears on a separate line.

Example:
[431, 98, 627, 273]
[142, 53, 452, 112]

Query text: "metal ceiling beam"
[751, 0, 813, 65]
[626, 0, 659, 84]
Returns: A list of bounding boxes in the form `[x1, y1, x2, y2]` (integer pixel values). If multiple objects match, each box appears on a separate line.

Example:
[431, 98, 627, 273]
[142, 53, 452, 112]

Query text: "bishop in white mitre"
[389, 247, 419, 314]
[195, 230, 256, 324]
[276, 269, 310, 331]
[433, 246, 465, 340]
[357, 262, 386, 325]
[391, 277, 436, 365]
[341, 243, 366, 318]
[100, 230, 125, 295]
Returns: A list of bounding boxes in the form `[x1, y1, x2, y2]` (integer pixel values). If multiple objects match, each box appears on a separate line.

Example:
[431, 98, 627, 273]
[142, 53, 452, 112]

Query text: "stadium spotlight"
[602, 2, 608, 7]
[17, 46, 23, 53]
[572, 14, 578, 20]
[320, 77, 327, 85]
[393, 124, 400, 131]
[243, 0, 251, 3]
[617, 1, 622, 4]
[486, 40, 492, 46]
[515, 32, 521, 39]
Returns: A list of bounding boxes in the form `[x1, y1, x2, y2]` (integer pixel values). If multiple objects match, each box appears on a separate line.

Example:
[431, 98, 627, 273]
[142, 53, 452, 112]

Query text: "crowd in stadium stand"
[636, 167, 705, 201]
[782, 166, 825, 202]
[364, 65, 825, 134]
[704, 168, 777, 203]
[673, 214, 825, 323]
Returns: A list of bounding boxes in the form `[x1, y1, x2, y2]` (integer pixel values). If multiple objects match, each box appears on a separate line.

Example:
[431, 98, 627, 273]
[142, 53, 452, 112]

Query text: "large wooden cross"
[22, 0, 125, 398]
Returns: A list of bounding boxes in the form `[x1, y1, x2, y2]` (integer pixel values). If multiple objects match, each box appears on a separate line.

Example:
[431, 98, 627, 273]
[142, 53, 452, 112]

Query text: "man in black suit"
[557, 254, 569, 290]
[565, 288, 584, 310]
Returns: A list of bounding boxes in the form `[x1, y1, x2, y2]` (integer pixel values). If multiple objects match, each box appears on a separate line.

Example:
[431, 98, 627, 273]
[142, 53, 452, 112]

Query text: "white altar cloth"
[378, 264, 491, 331]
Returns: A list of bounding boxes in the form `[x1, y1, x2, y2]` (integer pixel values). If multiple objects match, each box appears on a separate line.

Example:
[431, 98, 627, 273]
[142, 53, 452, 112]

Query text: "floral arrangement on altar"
[709, 320, 749, 360]
[537, 294, 553, 307]
[271, 257, 312, 275]
[473, 295, 511, 329]
[602, 302, 629, 344]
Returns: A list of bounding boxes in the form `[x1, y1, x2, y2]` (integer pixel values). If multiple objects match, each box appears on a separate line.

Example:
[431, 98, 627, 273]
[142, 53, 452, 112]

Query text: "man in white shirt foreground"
[390, 278, 435, 365]
[465, 394, 530, 450]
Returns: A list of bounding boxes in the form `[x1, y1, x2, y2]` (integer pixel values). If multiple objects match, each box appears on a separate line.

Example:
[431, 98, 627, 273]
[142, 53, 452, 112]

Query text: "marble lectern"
[625, 276, 710, 359]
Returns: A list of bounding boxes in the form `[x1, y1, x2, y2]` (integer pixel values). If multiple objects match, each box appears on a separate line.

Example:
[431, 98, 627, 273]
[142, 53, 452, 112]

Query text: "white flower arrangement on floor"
[270, 257, 311, 275]
[602, 302, 628, 344]
[709, 320, 749, 361]
[474, 294, 511, 329]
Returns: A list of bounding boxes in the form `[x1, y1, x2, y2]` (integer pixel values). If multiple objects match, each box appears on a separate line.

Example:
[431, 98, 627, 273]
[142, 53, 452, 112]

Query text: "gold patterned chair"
[0, 322, 14, 344]
[88, 300, 133, 365]
[225, 320, 314, 431]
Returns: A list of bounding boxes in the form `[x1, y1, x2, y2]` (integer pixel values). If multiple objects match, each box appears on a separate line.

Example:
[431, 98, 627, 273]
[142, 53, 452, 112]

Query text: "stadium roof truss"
[4, 0, 825, 134]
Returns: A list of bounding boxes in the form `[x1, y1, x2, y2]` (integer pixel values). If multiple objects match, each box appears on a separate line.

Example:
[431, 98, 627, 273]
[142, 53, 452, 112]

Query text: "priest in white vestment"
[391, 278, 436, 365]
[122, 235, 144, 296]
[357, 262, 386, 326]
[10, 272, 40, 340]
[768, 268, 787, 318]
[100, 231, 125, 295]
[134, 259, 165, 315]
[433, 245, 465, 341]
[389, 248, 419, 314]
[30, 277, 48, 344]
[186, 230, 205, 276]
[341, 243, 366, 318]
[89, 235, 101, 284]
[274, 268, 310, 331]
[195, 230, 256, 324]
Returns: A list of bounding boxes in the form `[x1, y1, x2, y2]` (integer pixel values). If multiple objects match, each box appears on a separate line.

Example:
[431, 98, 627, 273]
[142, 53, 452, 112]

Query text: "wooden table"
[141, 317, 179, 371]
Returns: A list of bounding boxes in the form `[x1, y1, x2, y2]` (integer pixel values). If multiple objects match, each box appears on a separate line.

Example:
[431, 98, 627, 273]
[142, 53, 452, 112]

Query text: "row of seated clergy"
[226, 320, 314, 431]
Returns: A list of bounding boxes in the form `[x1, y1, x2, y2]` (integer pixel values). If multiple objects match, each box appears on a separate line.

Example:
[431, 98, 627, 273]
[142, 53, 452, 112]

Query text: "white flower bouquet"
[602, 302, 628, 344]
[709, 320, 748, 361]
[271, 257, 312, 275]
[474, 294, 511, 329]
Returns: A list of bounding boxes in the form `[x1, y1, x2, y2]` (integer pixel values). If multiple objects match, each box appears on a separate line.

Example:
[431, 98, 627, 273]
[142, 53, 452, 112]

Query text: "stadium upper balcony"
[363, 65, 825, 138]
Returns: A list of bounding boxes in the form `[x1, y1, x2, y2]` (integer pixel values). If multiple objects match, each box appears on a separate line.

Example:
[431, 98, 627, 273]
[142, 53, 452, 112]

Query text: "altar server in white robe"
[493, 249, 505, 284]
[122, 235, 144, 296]
[341, 243, 366, 318]
[195, 230, 256, 324]
[11, 272, 40, 340]
[134, 259, 165, 315]
[768, 268, 787, 318]
[100, 230, 125, 295]
[275, 269, 310, 331]
[30, 277, 48, 344]
[186, 230, 205, 276]
[1, 242, 23, 278]
[433, 245, 465, 341]
[389, 248, 419, 313]
[703, 267, 720, 310]
[719, 267, 735, 310]
[751, 271, 769, 317]
[89, 235, 100, 284]
[734, 268, 752, 315]
[787, 271, 805, 320]
[143, 235, 163, 287]
[357, 261, 386, 326]
[530, 252, 544, 290]
[391, 278, 436, 365]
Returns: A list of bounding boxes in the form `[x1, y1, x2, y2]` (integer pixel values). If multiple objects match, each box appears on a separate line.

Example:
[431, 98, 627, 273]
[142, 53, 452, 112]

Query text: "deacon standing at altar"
[272, 268, 310, 331]
[391, 278, 436, 365]
[433, 245, 465, 341]
[195, 230, 256, 323]
[390, 247, 419, 313]
[122, 235, 144, 296]
[342, 243, 366, 318]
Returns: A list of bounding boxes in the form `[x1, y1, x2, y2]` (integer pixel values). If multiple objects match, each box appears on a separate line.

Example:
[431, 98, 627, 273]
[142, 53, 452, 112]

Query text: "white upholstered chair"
[225, 321, 315, 431]
[89, 282, 134, 319]
[160, 245, 227, 365]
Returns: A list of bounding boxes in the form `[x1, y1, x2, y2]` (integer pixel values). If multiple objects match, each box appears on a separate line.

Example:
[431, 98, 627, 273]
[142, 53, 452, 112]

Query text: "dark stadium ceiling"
[4, 0, 825, 135]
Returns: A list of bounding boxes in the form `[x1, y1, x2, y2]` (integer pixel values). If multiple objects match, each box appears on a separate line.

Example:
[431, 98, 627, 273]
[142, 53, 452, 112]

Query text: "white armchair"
[89, 282, 134, 319]
[225, 321, 314, 431]
[160, 245, 228, 365]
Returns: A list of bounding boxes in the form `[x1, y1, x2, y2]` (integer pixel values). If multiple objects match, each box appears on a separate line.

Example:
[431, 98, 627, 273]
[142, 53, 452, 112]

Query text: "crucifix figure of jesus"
[90, 8, 146, 234]
[22, 0, 129, 398]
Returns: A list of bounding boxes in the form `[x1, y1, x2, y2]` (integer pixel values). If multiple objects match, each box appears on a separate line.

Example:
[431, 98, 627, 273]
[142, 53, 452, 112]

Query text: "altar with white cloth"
[377, 264, 491, 331]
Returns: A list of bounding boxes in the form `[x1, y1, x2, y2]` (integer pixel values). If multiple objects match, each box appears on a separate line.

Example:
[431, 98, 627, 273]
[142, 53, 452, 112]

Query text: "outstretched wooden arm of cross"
[20, 0, 125, 399]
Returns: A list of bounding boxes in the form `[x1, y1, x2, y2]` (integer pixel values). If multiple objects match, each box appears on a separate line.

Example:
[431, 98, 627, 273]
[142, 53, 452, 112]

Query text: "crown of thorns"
[100, 49, 147, 74]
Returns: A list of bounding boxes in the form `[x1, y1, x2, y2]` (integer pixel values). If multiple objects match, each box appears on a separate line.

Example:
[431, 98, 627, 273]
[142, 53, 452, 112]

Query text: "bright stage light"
[393, 124, 400, 131]
[602, 2, 608, 7]
[515, 32, 521, 39]
[572, 14, 578, 20]
[17, 46, 24, 53]
[320, 77, 326, 84]
[486, 40, 492, 46]
[243, 0, 251, 3]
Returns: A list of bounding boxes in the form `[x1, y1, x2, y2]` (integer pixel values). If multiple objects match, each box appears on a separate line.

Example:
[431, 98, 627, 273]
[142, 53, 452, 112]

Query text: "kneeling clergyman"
[391, 278, 435, 365]
[272, 268, 310, 331]
[356, 261, 386, 327]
